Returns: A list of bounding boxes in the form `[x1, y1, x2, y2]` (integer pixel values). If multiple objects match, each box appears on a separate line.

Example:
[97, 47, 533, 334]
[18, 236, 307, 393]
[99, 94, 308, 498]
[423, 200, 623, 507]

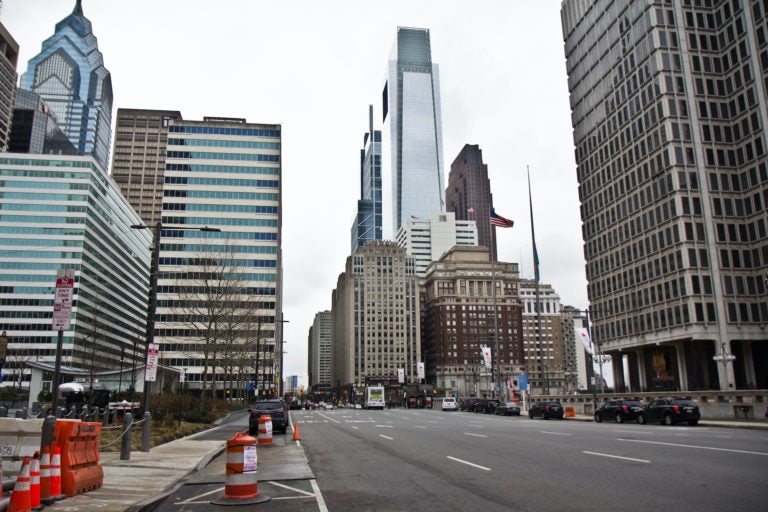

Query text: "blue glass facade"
[19, 1, 113, 171]
[0, 154, 151, 387]
[384, 27, 445, 233]
[351, 106, 383, 253]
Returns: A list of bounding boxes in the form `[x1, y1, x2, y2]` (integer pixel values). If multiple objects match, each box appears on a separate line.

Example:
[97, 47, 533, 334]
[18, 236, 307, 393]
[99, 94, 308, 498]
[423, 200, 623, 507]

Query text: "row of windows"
[164, 176, 279, 188]
[159, 243, 276, 254]
[163, 202, 278, 214]
[161, 216, 277, 228]
[159, 257, 276, 268]
[167, 138, 280, 150]
[167, 151, 280, 163]
[158, 270, 276, 281]
[163, 189, 278, 201]
[158, 300, 275, 312]
[157, 285, 276, 295]
[166, 164, 279, 175]
[168, 125, 280, 138]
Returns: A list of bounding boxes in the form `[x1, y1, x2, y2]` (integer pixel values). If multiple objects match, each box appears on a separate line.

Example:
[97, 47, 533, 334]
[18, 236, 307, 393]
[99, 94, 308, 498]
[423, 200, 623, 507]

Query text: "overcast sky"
[3, 0, 589, 388]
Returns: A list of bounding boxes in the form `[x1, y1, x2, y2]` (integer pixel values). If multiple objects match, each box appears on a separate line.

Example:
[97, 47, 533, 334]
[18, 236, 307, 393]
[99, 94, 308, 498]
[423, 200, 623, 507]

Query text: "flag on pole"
[575, 327, 594, 354]
[528, 167, 540, 282]
[490, 208, 514, 228]
[481, 346, 492, 369]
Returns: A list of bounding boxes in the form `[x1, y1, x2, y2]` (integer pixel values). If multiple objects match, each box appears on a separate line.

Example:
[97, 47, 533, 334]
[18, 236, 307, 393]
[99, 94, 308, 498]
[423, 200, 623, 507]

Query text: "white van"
[441, 397, 458, 411]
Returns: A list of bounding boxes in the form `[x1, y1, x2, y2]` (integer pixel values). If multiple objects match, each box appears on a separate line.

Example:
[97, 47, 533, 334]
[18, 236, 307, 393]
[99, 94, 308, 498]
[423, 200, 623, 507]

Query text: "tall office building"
[150, 116, 283, 396]
[8, 89, 78, 156]
[111, 109, 183, 226]
[383, 27, 445, 233]
[0, 154, 150, 389]
[351, 105, 383, 253]
[308, 311, 332, 392]
[422, 246, 523, 398]
[446, 144, 498, 261]
[20, 0, 113, 170]
[0, 22, 19, 152]
[395, 211, 478, 277]
[332, 241, 421, 391]
[561, 0, 768, 391]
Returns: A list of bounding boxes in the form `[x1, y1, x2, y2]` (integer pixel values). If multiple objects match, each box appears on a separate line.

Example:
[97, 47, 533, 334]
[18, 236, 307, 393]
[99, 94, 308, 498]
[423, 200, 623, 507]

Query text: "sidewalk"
[42, 426, 311, 512]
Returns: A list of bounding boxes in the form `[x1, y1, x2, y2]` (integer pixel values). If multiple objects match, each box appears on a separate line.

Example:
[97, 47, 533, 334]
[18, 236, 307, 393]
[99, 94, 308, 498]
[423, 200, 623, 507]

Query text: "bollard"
[211, 431, 269, 505]
[141, 411, 151, 452]
[120, 412, 133, 460]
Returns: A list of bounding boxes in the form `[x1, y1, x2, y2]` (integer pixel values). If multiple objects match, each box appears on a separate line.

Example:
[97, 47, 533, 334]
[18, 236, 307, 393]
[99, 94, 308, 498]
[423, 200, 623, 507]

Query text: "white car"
[441, 397, 458, 411]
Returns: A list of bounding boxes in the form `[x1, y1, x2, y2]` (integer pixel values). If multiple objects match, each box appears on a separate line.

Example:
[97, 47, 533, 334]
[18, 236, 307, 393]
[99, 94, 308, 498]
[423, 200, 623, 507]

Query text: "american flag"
[490, 208, 514, 228]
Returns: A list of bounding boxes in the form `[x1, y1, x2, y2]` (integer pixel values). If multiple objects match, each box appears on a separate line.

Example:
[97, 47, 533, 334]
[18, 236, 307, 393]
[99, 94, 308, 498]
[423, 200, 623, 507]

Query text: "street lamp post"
[131, 222, 220, 452]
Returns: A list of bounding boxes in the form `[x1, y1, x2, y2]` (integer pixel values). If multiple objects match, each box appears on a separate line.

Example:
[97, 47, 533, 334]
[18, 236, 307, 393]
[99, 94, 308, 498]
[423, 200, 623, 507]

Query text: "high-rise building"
[351, 105, 383, 253]
[308, 311, 332, 392]
[395, 211, 478, 277]
[110, 109, 183, 226]
[332, 241, 421, 392]
[561, 0, 768, 391]
[446, 144, 498, 261]
[0, 22, 19, 152]
[0, 154, 150, 390]
[8, 89, 78, 156]
[383, 27, 445, 233]
[20, 0, 113, 170]
[520, 279, 565, 394]
[151, 116, 283, 396]
[423, 246, 523, 398]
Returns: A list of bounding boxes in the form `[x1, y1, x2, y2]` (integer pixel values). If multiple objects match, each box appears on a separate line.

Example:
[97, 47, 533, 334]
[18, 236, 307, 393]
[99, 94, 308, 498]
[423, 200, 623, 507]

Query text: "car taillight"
[672, 405, 680, 413]
[545, 405, 550, 411]
[622, 405, 628, 412]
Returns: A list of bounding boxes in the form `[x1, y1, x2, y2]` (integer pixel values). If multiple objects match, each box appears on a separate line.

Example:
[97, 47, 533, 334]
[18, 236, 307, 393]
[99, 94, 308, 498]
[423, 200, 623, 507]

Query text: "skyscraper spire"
[73, 0, 83, 16]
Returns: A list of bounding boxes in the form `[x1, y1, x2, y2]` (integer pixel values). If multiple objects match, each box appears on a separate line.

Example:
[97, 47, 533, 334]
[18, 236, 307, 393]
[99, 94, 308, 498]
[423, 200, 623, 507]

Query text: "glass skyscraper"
[383, 27, 445, 233]
[351, 105, 383, 253]
[19, 0, 113, 171]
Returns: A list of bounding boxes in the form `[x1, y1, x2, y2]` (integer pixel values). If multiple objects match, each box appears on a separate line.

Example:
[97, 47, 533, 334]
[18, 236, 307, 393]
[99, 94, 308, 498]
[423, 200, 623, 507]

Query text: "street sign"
[518, 373, 528, 391]
[713, 354, 736, 362]
[146, 343, 160, 382]
[52, 269, 75, 330]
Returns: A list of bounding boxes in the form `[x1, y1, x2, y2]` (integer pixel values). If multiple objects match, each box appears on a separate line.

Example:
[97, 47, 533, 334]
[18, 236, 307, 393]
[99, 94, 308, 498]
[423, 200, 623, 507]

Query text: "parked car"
[529, 400, 564, 420]
[441, 397, 458, 411]
[461, 398, 482, 412]
[594, 399, 646, 424]
[495, 402, 521, 416]
[643, 397, 700, 426]
[249, 400, 290, 435]
[474, 398, 501, 414]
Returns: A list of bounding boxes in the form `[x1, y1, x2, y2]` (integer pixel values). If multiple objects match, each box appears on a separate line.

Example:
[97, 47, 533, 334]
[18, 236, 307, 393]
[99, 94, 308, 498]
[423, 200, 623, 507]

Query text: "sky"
[3, 0, 589, 388]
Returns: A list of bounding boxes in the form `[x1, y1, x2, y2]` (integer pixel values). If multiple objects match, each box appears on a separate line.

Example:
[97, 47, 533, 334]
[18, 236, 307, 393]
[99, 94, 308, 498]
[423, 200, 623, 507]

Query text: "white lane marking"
[619, 438, 768, 456]
[613, 429, 653, 435]
[311, 479, 330, 512]
[174, 486, 224, 503]
[583, 451, 650, 463]
[350, 426, 359, 430]
[379, 434, 394, 440]
[464, 432, 487, 438]
[414, 425, 427, 429]
[316, 412, 341, 424]
[267, 481, 315, 496]
[541, 431, 572, 436]
[375, 424, 394, 428]
[447, 456, 491, 471]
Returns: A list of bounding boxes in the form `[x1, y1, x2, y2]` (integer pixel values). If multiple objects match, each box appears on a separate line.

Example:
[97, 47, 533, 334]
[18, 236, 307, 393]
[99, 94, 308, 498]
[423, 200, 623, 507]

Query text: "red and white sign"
[52, 269, 75, 330]
[146, 343, 160, 382]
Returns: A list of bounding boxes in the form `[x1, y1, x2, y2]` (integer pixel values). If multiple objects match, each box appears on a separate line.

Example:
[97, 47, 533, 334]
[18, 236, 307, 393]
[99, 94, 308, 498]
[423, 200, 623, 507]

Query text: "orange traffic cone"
[30, 451, 40, 509]
[292, 421, 301, 441]
[49, 446, 63, 500]
[8, 455, 31, 512]
[39, 447, 51, 501]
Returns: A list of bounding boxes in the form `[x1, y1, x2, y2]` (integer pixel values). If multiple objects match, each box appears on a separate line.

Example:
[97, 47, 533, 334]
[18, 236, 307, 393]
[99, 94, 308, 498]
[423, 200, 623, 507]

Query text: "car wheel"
[636, 413, 646, 425]
[663, 413, 673, 426]
[594, 413, 602, 423]
[615, 413, 624, 424]
[688, 420, 698, 426]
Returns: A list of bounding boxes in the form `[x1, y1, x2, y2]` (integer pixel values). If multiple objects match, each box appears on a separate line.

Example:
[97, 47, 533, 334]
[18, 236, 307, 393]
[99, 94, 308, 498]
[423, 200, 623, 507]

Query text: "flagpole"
[528, 166, 548, 395]
[490, 204, 499, 400]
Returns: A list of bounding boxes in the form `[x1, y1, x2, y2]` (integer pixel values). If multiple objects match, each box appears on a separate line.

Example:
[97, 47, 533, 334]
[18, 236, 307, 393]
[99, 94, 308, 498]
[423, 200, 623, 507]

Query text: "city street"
[155, 408, 768, 511]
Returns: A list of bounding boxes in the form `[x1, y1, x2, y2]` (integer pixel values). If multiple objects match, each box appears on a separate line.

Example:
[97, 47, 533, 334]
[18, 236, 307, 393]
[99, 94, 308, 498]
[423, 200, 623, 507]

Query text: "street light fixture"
[131, 221, 220, 452]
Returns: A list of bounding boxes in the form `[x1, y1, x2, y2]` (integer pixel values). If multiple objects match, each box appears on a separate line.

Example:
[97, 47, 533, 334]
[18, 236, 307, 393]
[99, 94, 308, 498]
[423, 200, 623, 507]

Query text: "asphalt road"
[153, 408, 768, 511]
[299, 408, 768, 512]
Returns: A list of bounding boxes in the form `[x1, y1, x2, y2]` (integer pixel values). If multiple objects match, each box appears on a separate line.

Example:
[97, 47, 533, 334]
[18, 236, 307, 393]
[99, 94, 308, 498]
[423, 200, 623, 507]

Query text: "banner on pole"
[146, 343, 160, 382]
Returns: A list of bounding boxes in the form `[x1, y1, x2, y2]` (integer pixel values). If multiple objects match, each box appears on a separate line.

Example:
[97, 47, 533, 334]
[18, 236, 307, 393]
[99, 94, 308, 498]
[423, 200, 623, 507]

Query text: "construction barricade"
[211, 431, 269, 506]
[565, 406, 576, 418]
[52, 419, 103, 496]
[257, 415, 273, 446]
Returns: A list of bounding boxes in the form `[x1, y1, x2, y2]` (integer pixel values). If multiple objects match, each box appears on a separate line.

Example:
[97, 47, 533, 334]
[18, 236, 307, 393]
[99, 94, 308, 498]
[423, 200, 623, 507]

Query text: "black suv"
[249, 400, 290, 435]
[529, 401, 564, 420]
[643, 397, 700, 426]
[474, 398, 500, 414]
[461, 398, 482, 412]
[594, 399, 646, 424]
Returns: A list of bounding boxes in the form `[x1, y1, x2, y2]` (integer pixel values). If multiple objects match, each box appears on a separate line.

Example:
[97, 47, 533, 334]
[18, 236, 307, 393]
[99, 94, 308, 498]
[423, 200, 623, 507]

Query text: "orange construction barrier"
[257, 415, 273, 446]
[292, 421, 301, 442]
[565, 406, 575, 418]
[8, 455, 31, 512]
[53, 420, 103, 496]
[50, 446, 63, 499]
[211, 431, 270, 505]
[30, 452, 40, 509]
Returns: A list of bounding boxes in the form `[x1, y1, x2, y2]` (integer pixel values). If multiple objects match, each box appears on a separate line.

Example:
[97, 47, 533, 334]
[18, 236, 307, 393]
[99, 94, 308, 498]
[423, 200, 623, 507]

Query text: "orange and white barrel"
[211, 431, 270, 505]
[257, 414, 273, 446]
